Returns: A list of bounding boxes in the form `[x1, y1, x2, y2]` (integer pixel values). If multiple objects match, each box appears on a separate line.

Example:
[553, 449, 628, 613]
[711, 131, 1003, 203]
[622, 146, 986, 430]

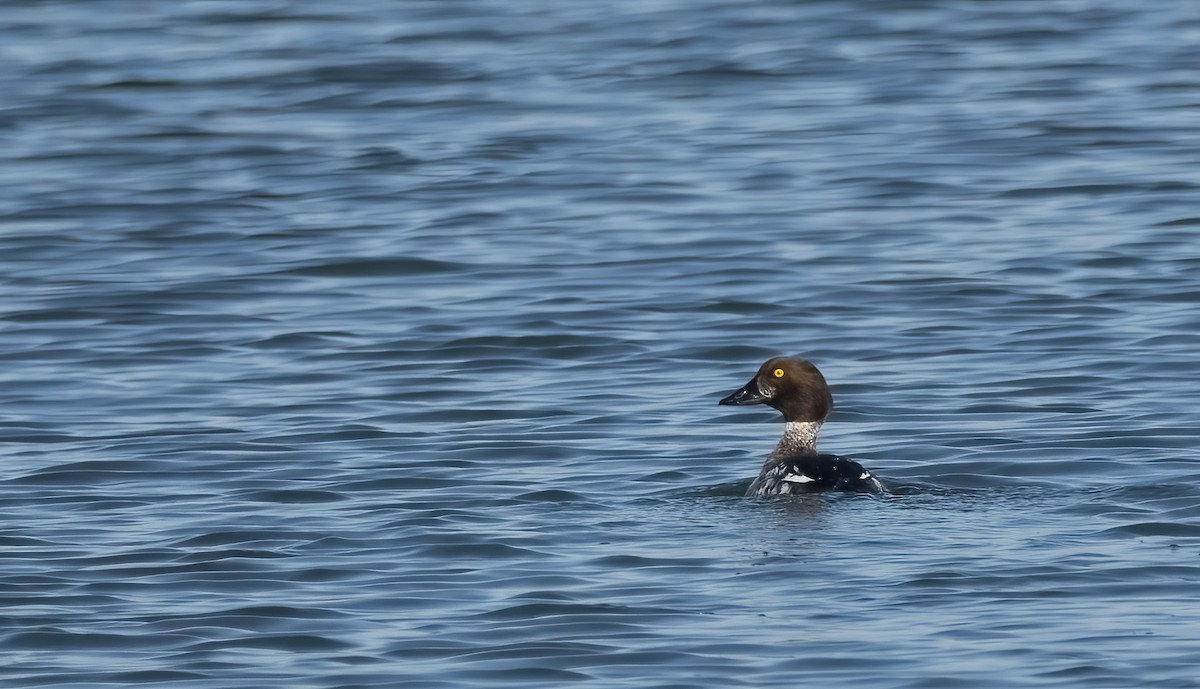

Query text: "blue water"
[3, 1, 1200, 687]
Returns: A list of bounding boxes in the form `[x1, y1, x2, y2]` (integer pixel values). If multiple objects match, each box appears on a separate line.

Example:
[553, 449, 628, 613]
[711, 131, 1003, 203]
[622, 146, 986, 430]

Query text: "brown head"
[718, 356, 833, 423]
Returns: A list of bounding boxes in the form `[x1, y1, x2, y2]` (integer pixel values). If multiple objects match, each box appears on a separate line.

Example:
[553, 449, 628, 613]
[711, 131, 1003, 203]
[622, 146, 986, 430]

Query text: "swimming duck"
[719, 356, 883, 496]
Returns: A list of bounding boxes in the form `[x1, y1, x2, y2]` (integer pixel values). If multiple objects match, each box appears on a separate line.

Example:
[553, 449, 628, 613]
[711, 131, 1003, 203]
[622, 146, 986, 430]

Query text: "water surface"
[3, 1, 1200, 687]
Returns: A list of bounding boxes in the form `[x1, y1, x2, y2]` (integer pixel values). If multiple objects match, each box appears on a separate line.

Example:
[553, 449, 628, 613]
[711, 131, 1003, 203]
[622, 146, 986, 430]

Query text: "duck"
[719, 356, 884, 496]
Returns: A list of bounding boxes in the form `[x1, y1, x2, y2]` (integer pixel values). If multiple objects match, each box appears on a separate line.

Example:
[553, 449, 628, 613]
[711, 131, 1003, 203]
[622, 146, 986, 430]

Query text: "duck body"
[747, 453, 882, 496]
[720, 357, 884, 497]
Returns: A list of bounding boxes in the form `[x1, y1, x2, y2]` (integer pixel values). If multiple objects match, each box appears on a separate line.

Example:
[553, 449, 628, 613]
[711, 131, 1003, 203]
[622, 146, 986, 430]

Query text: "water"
[2, 0, 1200, 687]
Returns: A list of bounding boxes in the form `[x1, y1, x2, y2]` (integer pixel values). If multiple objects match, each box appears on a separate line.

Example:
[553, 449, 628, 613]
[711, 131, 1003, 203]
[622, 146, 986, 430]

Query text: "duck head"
[718, 356, 833, 423]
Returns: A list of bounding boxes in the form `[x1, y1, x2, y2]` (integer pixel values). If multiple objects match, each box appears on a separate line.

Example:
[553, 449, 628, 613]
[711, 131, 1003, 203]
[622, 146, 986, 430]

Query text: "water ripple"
[3, 1, 1200, 688]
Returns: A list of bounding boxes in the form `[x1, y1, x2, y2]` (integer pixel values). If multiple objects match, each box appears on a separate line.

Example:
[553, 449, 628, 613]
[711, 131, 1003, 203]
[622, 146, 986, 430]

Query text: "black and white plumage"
[719, 357, 883, 497]
[745, 452, 880, 496]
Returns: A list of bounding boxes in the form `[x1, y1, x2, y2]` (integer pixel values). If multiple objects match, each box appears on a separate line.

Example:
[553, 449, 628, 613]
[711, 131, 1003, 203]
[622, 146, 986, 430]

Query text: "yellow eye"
[773, 368, 785, 378]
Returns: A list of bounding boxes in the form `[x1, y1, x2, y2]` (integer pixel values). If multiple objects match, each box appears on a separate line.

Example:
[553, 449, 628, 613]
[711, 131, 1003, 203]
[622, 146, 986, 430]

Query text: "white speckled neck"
[767, 421, 823, 463]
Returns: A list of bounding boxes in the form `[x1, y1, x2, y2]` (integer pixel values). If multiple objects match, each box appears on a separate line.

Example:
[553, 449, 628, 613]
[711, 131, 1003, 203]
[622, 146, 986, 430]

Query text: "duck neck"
[767, 421, 823, 463]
